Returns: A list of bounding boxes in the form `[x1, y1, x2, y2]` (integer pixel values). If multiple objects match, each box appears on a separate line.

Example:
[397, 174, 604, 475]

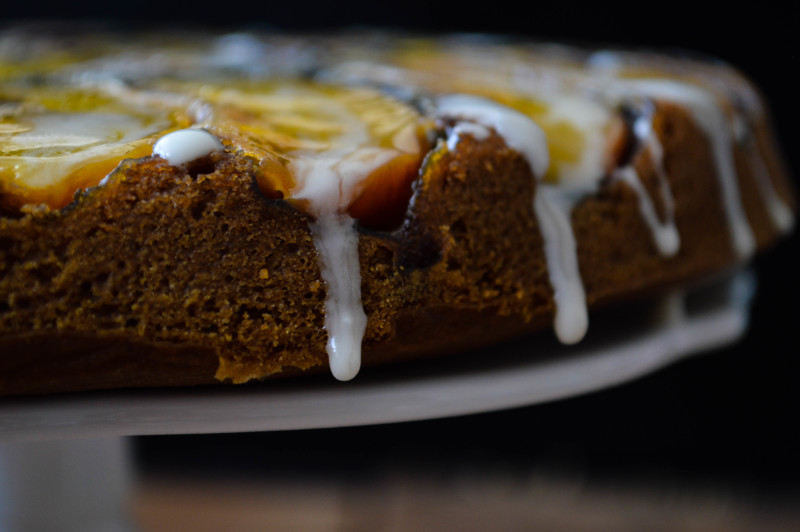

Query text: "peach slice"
[1, 87, 185, 210]
[0, 142, 155, 211]
[348, 150, 426, 230]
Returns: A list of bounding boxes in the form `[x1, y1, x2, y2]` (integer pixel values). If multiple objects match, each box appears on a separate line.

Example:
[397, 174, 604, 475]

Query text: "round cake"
[0, 30, 794, 395]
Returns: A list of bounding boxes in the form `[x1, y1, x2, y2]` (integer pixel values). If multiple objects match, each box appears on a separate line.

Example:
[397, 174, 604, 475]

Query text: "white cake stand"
[0, 268, 755, 531]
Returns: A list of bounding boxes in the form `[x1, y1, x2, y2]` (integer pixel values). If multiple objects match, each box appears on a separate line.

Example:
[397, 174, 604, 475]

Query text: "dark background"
[7, 2, 799, 500]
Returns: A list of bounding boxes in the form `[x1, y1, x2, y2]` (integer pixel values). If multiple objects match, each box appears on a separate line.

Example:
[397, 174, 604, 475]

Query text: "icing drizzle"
[435, 94, 588, 344]
[621, 80, 756, 259]
[612, 105, 680, 257]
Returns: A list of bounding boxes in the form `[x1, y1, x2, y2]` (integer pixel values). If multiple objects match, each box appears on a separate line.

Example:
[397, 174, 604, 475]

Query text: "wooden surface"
[132, 473, 800, 532]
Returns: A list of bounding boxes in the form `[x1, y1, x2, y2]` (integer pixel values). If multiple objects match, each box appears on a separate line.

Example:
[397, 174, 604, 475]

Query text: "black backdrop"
[5, 3, 799, 496]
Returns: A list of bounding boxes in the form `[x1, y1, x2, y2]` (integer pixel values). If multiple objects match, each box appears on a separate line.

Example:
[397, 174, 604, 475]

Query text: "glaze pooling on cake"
[0, 32, 793, 386]
[153, 128, 224, 166]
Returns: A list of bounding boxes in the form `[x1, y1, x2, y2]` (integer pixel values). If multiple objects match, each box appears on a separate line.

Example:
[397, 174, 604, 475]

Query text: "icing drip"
[436, 94, 590, 344]
[613, 109, 680, 257]
[622, 80, 756, 259]
[615, 166, 680, 257]
[739, 126, 794, 233]
[436, 94, 549, 177]
[533, 186, 588, 343]
[308, 214, 367, 381]
[291, 151, 382, 382]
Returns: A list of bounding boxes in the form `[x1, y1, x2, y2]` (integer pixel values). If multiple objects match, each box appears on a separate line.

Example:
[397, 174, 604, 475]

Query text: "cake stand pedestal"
[0, 437, 133, 531]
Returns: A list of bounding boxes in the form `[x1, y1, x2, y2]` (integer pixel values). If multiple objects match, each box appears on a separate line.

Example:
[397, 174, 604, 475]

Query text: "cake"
[0, 30, 794, 396]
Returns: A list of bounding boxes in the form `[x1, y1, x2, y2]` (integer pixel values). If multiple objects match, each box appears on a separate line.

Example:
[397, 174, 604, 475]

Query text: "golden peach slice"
[1, 87, 186, 210]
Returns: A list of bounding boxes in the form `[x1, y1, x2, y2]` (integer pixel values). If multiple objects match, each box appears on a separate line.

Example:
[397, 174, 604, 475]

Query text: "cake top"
[0, 31, 761, 214]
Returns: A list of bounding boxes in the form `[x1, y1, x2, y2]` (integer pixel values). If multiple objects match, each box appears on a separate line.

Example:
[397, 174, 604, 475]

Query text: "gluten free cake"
[0, 30, 794, 395]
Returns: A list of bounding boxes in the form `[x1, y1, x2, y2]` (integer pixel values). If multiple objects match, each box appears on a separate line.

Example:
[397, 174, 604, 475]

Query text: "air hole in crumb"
[79, 281, 92, 298]
[450, 219, 467, 238]
[185, 156, 217, 179]
[125, 318, 139, 328]
[190, 201, 206, 221]
[398, 231, 441, 270]
[237, 304, 262, 319]
[446, 258, 461, 271]
[30, 264, 59, 284]
[373, 246, 394, 266]
[97, 303, 117, 316]
[201, 324, 219, 335]
[284, 242, 299, 254]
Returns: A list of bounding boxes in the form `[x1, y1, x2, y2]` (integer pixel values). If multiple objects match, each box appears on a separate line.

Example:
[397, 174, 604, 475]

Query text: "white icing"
[614, 166, 680, 257]
[533, 186, 589, 343]
[309, 214, 367, 381]
[446, 121, 490, 151]
[744, 133, 794, 233]
[153, 128, 223, 166]
[613, 111, 680, 257]
[620, 80, 756, 259]
[436, 94, 550, 178]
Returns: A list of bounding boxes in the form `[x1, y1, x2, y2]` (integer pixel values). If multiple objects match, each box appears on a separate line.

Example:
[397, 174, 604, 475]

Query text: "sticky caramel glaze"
[0, 102, 793, 395]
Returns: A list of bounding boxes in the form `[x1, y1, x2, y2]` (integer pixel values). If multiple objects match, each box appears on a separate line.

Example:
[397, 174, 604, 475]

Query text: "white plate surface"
[0, 270, 754, 442]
